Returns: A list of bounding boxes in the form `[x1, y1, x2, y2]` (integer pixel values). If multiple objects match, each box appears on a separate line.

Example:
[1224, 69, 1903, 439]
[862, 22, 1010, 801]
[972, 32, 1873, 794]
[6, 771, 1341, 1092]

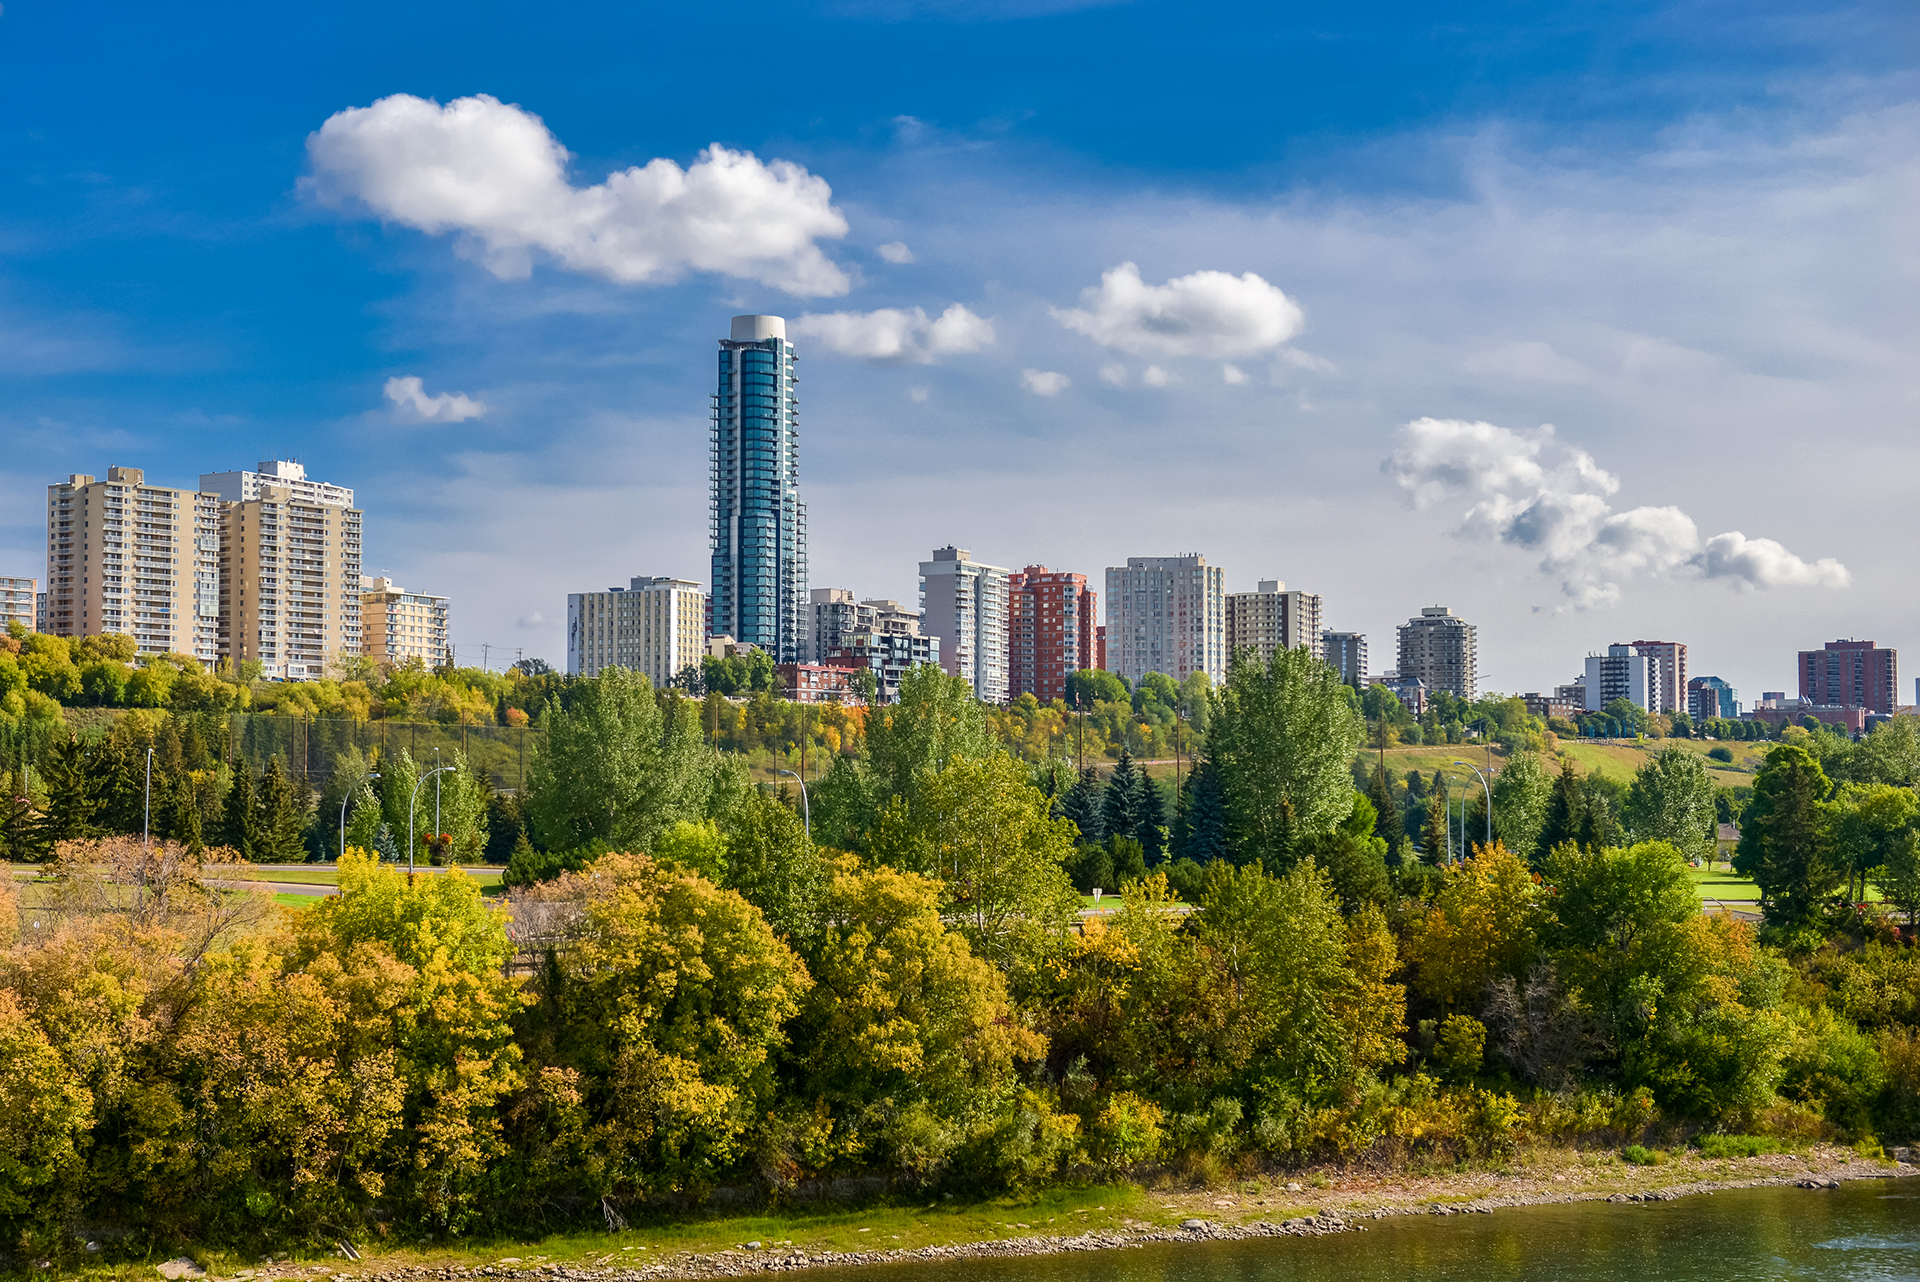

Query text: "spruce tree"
[1137, 773, 1169, 865]
[1538, 757, 1587, 853]
[1422, 791, 1450, 862]
[1102, 750, 1140, 842]
[219, 765, 258, 857]
[36, 736, 102, 846]
[1063, 767, 1105, 847]
[168, 772, 204, 855]
[256, 756, 312, 863]
[1368, 762, 1403, 849]
[1177, 756, 1228, 864]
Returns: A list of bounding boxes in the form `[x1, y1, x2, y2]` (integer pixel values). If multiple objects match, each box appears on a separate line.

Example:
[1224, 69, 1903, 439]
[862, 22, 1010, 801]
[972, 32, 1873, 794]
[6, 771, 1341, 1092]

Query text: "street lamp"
[342, 772, 380, 863]
[1454, 760, 1493, 852]
[776, 768, 810, 838]
[408, 766, 456, 876]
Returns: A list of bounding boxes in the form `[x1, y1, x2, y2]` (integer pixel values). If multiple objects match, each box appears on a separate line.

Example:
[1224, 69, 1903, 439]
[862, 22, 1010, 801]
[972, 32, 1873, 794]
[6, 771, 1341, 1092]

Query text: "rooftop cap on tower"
[730, 315, 787, 341]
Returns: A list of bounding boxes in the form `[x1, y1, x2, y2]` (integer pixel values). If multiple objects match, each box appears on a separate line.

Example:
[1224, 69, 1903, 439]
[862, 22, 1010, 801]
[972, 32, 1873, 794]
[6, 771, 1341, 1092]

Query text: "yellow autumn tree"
[1405, 841, 1544, 1011]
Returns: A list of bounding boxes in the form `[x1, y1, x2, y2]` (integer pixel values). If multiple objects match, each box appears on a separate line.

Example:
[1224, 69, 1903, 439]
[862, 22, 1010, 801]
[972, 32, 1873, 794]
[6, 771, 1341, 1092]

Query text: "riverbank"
[120, 1144, 1915, 1282]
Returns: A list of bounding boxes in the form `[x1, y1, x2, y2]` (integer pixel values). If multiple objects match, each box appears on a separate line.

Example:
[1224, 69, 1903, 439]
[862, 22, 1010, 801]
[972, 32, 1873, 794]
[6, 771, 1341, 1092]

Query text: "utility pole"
[142, 747, 154, 851]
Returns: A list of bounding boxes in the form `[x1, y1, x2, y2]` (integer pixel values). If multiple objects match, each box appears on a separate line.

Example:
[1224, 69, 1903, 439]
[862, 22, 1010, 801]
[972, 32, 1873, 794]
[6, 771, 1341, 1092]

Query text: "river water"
[826, 1180, 1920, 1282]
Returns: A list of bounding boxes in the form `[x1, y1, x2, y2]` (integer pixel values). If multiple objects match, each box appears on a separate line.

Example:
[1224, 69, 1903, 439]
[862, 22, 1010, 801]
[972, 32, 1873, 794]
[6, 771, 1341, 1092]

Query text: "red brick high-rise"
[1007, 566, 1096, 704]
[1799, 639, 1898, 715]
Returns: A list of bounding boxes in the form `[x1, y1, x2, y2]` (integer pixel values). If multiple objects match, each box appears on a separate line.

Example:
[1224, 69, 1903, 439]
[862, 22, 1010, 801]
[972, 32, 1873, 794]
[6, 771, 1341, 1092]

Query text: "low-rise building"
[363, 576, 451, 670]
[1372, 671, 1428, 717]
[1747, 702, 1868, 734]
[565, 576, 705, 684]
[0, 576, 35, 631]
[776, 662, 858, 704]
[1523, 691, 1583, 722]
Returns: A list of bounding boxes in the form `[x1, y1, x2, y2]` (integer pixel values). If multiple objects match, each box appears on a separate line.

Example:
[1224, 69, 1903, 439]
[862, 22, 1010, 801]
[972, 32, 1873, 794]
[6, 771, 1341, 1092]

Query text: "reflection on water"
[818, 1180, 1920, 1282]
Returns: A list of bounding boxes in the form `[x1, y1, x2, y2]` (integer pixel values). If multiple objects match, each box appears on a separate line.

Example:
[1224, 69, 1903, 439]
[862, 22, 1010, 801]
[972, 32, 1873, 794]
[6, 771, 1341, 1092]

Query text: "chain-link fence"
[226, 715, 532, 791]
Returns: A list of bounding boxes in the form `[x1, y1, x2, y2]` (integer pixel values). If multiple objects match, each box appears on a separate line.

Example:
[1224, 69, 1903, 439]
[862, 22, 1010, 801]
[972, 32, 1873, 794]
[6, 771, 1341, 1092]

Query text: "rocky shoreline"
[264, 1153, 1913, 1282]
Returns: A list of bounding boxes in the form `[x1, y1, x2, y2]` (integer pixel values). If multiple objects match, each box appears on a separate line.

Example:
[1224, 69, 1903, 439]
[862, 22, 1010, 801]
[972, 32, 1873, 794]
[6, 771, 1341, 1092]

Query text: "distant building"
[1372, 672, 1428, 717]
[1396, 605, 1477, 701]
[1095, 625, 1107, 672]
[47, 467, 223, 662]
[1555, 677, 1587, 705]
[565, 576, 705, 685]
[363, 577, 451, 671]
[1104, 553, 1227, 686]
[1226, 580, 1322, 666]
[1322, 630, 1368, 688]
[1799, 639, 1898, 715]
[34, 590, 47, 633]
[920, 547, 1011, 702]
[1584, 644, 1654, 713]
[710, 315, 807, 663]
[805, 590, 936, 704]
[776, 662, 857, 704]
[1007, 566, 1097, 704]
[1688, 675, 1739, 723]
[1748, 701, 1868, 734]
[1630, 639, 1689, 714]
[0, 576, 34, 631]
[218, 464, 363, 679]
[1524, 691, 1583, 722]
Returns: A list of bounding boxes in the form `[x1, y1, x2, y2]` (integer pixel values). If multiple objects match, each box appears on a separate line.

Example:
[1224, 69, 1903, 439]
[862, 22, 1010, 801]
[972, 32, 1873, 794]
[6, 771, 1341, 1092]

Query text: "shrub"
[1708, 747, 1735, 764]
[1696, 1133, 1785, 1159]
[1621, 1144, 1666, 1165]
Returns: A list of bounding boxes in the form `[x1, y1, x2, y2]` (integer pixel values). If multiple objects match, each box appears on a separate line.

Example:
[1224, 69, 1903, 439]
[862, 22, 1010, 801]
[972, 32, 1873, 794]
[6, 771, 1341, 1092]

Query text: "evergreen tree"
[1576, 776, 1622, 849]
[1062, 767, 1105, 846]
[1734, 744, 1842, 934]
[218, 764, 259, 857]
[1136, 773, 1169, 864]
[36, 735, 102, 845]
[1422, 791, 1450, 862]
[1538, 756, 1587, 853]
[1175, 756, 1228, 863]
[256, 756, 312, 863]
[95, 730, 147, 835]
[1102, 750, 1140, 842]
[1368, 762, 1403, 850]
[167, 772, 204, 854]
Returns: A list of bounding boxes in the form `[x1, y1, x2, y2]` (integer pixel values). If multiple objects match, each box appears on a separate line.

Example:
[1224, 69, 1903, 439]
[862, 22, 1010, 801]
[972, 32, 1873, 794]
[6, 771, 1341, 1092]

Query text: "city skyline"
[1, 1, 1912, 703]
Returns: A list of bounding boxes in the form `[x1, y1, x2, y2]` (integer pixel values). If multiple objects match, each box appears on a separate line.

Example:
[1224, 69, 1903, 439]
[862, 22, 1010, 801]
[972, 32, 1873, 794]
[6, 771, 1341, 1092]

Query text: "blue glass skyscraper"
[710, 314, 807, 661]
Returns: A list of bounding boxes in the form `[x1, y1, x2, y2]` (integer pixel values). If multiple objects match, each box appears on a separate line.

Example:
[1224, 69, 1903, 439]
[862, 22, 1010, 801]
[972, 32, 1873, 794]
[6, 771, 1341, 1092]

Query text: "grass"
[1696, 1134, 1788, 1159]
[1689, 866, 1761, 904]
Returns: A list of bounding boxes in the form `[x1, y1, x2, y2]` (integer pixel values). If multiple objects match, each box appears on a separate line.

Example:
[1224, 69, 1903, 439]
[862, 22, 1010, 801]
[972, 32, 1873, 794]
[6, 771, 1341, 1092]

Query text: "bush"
[1162, 857, 1207, 903]
[1621, 1144, 1667, 1165]
[1696, 1133, 1785, 1159]
[1708, 746, 1734, 763]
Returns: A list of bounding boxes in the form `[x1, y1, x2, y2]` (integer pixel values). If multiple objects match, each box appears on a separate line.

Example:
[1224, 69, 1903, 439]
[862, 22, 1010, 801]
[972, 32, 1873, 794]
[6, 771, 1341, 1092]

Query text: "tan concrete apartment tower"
[362, 577, 451, 669]
[204, 461, 363, 680]
[45, 467, 222, 660]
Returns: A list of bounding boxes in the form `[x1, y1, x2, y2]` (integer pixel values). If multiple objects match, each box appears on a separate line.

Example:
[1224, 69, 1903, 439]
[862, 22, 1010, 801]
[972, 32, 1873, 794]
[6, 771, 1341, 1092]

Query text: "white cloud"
[909, 385, 930, 402]
[876, 241, 915, 264]
[1462, 340, 1594, 384]
[304, 93, 851, 295]
[384, 375, 487, 423]
[791, 303, 994, 363]
[1221, 364, 1247, 384]
[1051, 261, 1305, 358]
[1386, 416, 1848, 605]
[1021, 369, 1070, 396]
[1141, 365, 1170, 387]
[1099, 362, 1127, 386]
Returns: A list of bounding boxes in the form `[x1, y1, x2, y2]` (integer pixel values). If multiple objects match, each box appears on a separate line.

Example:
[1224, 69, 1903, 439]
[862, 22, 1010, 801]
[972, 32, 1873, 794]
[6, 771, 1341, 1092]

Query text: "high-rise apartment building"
[1687, 675, 1739, 722]
[805, 588, 936, 702]
[1226, 579, 1322, 667]
[45, 468, 222, 661]
[1104, 554, 1227, 687]
[710, 314, 807, 663]
[362, 577, 451, 670]
[0, 576, 35, 631]
[920, 547, 1011, 702]
[213, 463, 362, 680]
[1007, 566, 1097, 704]
[1799, 639, 1898, 715]
[1629, 639, 1688, 714]
[1584, 645, 1653, 712]
[565, 576, 705, 685]
[1322, 630, 1367, 687]
[1396, 605, 1477, 701]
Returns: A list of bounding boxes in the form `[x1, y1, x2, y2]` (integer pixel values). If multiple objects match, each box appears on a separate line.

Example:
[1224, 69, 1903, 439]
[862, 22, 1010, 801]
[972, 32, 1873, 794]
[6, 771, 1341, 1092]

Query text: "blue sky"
[2, 0, 1915, 697]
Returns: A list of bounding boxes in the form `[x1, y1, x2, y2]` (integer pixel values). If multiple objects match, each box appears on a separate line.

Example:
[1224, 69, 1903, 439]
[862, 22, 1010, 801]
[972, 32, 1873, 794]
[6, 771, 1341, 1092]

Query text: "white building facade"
[567, 576, 707, 686]
[918, 547, 1010, 702]
[1585, 644, 1655, 713]
[1104, 554, 1227, 687]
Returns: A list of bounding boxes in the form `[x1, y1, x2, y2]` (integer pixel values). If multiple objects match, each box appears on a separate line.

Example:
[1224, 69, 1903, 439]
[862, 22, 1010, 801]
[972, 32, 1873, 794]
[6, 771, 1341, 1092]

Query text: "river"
[820, 1180, 1920, 1282]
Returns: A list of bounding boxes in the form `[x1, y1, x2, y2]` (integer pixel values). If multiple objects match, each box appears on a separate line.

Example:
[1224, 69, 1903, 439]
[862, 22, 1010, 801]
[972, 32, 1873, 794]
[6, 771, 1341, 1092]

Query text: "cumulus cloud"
[1021, 369, 1070, 396]
[790, 304, 993, 363]
[1386, 416, 1848, 606]
[385, 375, 487, 423]
[304, 93, 851, 296]
[876, 241, 915, 264]
[1051, 261, 1304, 358]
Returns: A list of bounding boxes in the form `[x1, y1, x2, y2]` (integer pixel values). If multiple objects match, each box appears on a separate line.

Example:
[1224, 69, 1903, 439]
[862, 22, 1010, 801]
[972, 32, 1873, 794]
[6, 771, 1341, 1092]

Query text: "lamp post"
[342, 772, 380, 862]
[142, 747, 154, 850]
[776, 768, 810, 838]
[1454, 760, 1493, 852]
[408, 766, 456, 876]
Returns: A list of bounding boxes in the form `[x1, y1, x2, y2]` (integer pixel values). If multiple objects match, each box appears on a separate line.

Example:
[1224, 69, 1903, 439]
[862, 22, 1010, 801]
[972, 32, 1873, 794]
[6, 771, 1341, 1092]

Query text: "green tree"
[1421, 789, 1451, 862]
[1365, 761, 1403, 861]
[1543, 839, 1700, 1016]
[1830, 783, 1918, 905]
[1734, 745, 1842, 936]
[1537, 757, 1587, 853]
[1061, 766, 1104, 847]
[1491, 750, 1552, 862]
[1102, 749, 1141, 842]
[1299, 791, 1391, 911]
[720, 789, 827, 949]
[1209, 646, 1365, 869]
[1624, 747, 1717, 863]
[255, 756, 312, 863]
[1135, 773, 1168, 864]
[217, 762, 259, 855]
[524, 667, 721, 854]
[1872, 829, 1920, 927]
[35, 736, 101, 846]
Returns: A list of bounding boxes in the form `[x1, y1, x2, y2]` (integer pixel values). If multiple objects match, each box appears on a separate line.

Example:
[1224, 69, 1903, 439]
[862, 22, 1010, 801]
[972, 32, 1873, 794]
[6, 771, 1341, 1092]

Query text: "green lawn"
[1689, 866, 1761, 903]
